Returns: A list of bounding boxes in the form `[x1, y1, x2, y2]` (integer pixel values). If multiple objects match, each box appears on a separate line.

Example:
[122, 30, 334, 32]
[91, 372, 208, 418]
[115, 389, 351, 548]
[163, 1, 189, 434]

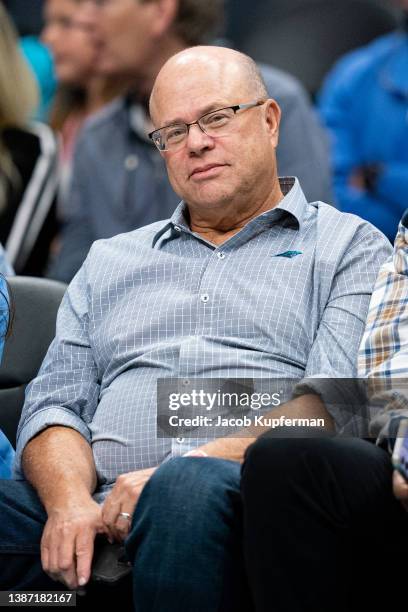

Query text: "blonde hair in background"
[0, 2, 39, 213]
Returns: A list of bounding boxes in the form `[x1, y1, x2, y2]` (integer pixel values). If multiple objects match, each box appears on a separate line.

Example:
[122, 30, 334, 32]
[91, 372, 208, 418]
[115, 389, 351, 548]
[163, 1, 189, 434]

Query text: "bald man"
[0, 47, 392, 610]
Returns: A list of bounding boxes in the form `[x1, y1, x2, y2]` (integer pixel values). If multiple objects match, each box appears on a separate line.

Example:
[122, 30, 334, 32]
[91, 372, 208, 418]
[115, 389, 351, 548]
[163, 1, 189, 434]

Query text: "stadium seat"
[0, 275, 66, 447]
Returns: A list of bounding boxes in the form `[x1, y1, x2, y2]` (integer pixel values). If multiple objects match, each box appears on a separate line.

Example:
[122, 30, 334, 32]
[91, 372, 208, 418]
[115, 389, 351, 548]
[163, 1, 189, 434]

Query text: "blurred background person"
[48, 0, 332, 283]
[42, 0, 129, 221]
[0, 272, 14, 479]
[229, 0, 398, 100]
[0, 244, 13, 276]
[20, 37, 56, 122]
[4, 0, 56, 121]
[318, 0, 408, 242]
[0, 2, 57, 276]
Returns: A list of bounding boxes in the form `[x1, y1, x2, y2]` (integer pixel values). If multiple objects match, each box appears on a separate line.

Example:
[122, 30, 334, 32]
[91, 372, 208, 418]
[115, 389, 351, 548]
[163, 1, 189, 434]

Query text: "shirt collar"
[261, 177, 307, 229]
[151, 176, 308, 248]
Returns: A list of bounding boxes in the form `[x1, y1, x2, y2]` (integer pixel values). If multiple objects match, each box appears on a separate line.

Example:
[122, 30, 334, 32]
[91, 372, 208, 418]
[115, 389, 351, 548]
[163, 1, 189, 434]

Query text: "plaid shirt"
[358, 211, 408, 450]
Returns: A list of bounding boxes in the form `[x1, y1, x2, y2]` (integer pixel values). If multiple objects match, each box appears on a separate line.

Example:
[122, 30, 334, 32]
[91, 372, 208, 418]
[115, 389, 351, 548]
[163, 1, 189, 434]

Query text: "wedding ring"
[118, 512, 132, 522]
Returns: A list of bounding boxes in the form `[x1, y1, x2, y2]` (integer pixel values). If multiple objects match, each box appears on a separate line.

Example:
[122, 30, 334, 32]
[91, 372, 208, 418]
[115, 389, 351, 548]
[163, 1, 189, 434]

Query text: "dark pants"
[0, 457, 251, 611]
[0, 437, 406, 611]
[241, 430, 408, 612]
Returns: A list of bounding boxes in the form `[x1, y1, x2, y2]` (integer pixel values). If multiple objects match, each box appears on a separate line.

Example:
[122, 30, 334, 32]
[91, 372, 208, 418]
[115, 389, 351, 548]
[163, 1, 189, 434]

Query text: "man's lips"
[189, 164, 227, 179]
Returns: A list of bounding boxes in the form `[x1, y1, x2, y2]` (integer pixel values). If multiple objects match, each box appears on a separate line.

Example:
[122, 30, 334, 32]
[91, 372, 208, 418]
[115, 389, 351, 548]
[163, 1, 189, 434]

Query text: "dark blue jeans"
[0, 457, 250, 611]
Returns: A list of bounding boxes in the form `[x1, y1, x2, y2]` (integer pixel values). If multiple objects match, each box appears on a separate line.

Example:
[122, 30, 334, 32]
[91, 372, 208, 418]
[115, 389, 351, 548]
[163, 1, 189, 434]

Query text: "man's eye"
[166, 127, 186, 142]
[204, 112, 230, 127]
[47, 17, 74, 28]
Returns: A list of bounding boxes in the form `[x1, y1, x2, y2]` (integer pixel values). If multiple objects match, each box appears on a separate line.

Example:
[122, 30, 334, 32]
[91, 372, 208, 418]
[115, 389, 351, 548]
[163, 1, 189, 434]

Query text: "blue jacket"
[0, 244, 13, 277]
[318, 31, 408, 241]
[0, 275, 14, 478]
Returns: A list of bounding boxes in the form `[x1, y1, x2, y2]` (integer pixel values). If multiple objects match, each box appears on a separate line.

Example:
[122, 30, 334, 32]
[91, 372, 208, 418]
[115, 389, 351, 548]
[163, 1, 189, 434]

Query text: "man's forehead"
[153, 71, 247, 125]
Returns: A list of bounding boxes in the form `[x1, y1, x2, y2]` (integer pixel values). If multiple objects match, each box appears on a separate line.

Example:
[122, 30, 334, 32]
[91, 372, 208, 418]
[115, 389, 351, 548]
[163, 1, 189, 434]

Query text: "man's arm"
[358, 216, 408, 512]
[22, 426, 97, 511]
[15, 260, 102, 589]
[22, 427, 105, 589]
[194, 393, 333, 462]
[358, 216, 408, 449]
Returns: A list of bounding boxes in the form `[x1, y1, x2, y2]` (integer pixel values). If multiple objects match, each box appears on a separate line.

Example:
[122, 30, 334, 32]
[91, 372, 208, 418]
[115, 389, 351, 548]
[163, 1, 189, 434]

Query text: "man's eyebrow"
[161, 101, 230, 127]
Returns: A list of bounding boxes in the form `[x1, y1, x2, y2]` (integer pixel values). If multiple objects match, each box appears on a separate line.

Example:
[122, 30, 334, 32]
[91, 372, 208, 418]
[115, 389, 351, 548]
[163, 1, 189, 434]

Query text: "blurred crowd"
[0, 0, 407, 280]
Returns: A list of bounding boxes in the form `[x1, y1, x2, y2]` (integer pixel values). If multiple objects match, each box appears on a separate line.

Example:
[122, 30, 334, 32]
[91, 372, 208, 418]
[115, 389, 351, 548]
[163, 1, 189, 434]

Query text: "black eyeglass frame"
[148, 100, 266, 151]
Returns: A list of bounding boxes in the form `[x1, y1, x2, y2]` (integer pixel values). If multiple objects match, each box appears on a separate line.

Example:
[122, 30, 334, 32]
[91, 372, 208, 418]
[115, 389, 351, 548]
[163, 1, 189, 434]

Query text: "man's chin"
[187, 192, 234, 210]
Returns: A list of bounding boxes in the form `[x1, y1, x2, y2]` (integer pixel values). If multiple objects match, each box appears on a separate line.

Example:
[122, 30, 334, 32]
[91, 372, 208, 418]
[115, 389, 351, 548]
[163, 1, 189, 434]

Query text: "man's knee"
[242, 433, 393, 498]
[243, 432, 332, 477]
[126, 457, 242, 574]
[136, 456, 241, 516]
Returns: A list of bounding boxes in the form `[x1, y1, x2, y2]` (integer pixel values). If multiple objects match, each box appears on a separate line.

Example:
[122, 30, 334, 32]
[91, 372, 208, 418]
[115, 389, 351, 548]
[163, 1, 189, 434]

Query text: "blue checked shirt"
[15, 178, 391, 501]
[359, 211, 408, 451]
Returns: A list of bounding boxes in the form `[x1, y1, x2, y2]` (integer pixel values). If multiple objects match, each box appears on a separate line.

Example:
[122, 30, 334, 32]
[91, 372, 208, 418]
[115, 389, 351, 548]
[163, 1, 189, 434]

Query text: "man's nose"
[186, 123, 215, 154]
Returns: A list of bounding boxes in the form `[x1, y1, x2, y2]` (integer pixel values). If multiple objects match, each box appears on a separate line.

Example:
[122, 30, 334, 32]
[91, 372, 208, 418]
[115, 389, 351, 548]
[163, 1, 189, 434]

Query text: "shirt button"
[125, 154, 139, 170]
[182, 379, 190, 386]
[217, 252, 225, 259]
[200, 294, 209, 303]
[176, 437, 185, 444]
[174, 226, 182, 232]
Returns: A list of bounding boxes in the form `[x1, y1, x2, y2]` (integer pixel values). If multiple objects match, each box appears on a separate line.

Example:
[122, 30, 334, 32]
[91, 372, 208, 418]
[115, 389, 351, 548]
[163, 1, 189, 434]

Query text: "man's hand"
[102, 467, 157, 542]
[41, 498, 107, 590]
[393, 470, 408, 512]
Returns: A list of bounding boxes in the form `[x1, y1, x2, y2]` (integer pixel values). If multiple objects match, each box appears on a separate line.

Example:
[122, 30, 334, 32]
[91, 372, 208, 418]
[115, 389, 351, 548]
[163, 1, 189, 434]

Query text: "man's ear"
[264, 99, 281, 148]
[149, 0, 179, 38]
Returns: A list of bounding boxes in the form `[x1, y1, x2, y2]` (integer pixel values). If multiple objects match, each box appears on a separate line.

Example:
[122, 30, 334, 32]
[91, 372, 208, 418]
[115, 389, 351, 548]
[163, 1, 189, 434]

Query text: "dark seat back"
[0, 276, 66, 446]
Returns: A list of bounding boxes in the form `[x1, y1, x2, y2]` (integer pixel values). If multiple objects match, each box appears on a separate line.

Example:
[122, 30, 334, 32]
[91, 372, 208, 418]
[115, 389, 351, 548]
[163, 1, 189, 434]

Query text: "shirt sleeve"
[293, 225, 392, 432]
[14, 258, 100, 478]
[358, 216, 408, 451]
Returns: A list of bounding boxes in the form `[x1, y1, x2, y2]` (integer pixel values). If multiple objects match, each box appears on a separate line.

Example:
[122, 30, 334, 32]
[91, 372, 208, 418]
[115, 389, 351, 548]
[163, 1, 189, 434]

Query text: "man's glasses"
[149, 100, 266, 152]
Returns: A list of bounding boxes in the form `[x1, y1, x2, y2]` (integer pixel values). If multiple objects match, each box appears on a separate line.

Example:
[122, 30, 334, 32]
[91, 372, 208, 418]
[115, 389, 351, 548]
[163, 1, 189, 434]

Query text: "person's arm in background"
[0, 273, 8, 359]
[374, 162, 408, 212]
[261, 65, 333, 204]
[317, 57, 403, 240]
[198, 221, 392, 462]
[19, 36, 57, 121]
[15, 259, 104, 589]
[47, 134, 95, 284]
[358, 211, 408, 510]
[0, 244, 14, 277]
[0, 273, 15, 479]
